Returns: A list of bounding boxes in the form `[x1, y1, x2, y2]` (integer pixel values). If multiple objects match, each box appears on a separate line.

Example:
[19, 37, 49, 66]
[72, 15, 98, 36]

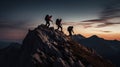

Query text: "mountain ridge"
[0, 24, 115, 67]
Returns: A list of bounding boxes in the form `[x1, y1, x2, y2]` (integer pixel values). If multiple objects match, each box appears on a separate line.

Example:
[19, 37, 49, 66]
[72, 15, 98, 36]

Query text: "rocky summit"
[0, 24, 115, 67]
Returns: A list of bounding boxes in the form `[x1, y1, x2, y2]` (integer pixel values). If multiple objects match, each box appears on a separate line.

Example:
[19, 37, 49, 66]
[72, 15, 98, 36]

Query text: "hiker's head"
[46, 14, 49, 17]
[70, 26, 73, 28]
[56, 19, 59, 21]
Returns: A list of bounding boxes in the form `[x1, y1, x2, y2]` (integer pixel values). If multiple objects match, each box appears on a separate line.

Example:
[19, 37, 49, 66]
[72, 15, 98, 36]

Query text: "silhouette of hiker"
[45, 14, 53, 27]
[56, 19, 62, 31]
[67, 26, 74, 36]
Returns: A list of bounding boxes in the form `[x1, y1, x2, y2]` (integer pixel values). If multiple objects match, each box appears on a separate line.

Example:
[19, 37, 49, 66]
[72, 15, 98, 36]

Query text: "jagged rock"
[53, 58, 69, 67]
[72, 60, 85, 67]
[32, 53, 42, 63]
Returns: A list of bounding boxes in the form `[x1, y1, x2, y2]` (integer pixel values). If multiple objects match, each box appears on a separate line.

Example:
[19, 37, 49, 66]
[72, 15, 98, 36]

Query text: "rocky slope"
[0, 24, 115, 67]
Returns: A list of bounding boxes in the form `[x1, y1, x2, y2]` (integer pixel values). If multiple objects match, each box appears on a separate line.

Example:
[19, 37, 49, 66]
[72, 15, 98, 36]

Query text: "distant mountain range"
[72, 35, 120, 67]
[0, 41, 11, 49]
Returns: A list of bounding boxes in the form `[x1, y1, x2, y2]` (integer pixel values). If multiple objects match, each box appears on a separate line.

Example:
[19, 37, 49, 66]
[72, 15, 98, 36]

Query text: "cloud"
[83, 0, 120, 28]
[95, 23, 114, 28]
[82, 19, 104, 22]
[63, 17, 120, 28]
[96, 30, 112, 33]
[81, 18, 120, 28]
[63, 21, 95, 25]
[76, 22, 95, 25]
[0, 20, 29, 29]
[83, 25, 93, 28]
[100, 0, 120, 19]
[60, 4, 120, 29]
[102, 31, 112, 33]
[62, 22, 78, 25]
[0, 20, 29, 41]
[62, 22, 95, 28]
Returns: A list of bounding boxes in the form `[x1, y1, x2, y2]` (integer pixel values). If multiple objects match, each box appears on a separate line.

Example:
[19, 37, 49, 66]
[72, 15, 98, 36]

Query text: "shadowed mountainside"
[72, 35, 120, 67]
[0, 24, 115, 67]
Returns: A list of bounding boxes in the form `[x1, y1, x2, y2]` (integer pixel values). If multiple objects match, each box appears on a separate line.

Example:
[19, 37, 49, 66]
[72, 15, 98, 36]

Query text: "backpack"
[67, 26, 73, 31]
[45, 15, 49, 21]
[56, 19, 60, 25]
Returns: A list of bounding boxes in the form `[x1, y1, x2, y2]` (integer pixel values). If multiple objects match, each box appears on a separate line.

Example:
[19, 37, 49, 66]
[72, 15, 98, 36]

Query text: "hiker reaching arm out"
[67, 26, 74, 36]
[45, 15, 53, 27]
[49, 15, 53, 22]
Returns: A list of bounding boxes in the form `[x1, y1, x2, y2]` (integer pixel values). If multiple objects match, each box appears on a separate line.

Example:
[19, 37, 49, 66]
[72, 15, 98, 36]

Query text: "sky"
[0, 0, 120, 42]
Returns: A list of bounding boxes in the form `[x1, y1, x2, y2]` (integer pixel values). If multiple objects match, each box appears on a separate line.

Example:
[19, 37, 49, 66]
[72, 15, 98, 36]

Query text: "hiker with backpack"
[56, 19, 62, 31]
[45, 14, 53, 27]
[67, 26, 74, 36]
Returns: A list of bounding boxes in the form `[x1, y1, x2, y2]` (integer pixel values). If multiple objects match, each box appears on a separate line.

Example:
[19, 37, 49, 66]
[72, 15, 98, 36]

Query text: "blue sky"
[0, 0, 114, 21]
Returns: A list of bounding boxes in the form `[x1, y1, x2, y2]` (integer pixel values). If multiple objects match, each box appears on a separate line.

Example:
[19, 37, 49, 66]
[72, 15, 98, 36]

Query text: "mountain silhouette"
[0, 41, 11, 49]
[0, 42, 21, 67]
[0, 24, 115, 67]
[71, 34, 86, 40]
[72, 35, 120, 67]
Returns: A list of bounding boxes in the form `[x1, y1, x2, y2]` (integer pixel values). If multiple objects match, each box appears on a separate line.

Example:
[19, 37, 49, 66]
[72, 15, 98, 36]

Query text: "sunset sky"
[0, 0, 120, 42]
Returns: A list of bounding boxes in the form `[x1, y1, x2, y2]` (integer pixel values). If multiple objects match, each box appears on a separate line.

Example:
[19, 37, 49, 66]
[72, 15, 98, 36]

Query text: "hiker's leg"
[60, 26, 62, 31]
[48, 22, 50, 27]
[45, 21, 48, 26]
[57, 25, 59, 30]
[46, 21, 49, 27]
[69, 31, 71, 36]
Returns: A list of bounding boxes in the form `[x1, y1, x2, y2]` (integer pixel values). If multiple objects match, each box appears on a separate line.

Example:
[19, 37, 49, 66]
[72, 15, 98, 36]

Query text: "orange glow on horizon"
[80, 33, 120, 40]
[62, 24, 120, 41]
